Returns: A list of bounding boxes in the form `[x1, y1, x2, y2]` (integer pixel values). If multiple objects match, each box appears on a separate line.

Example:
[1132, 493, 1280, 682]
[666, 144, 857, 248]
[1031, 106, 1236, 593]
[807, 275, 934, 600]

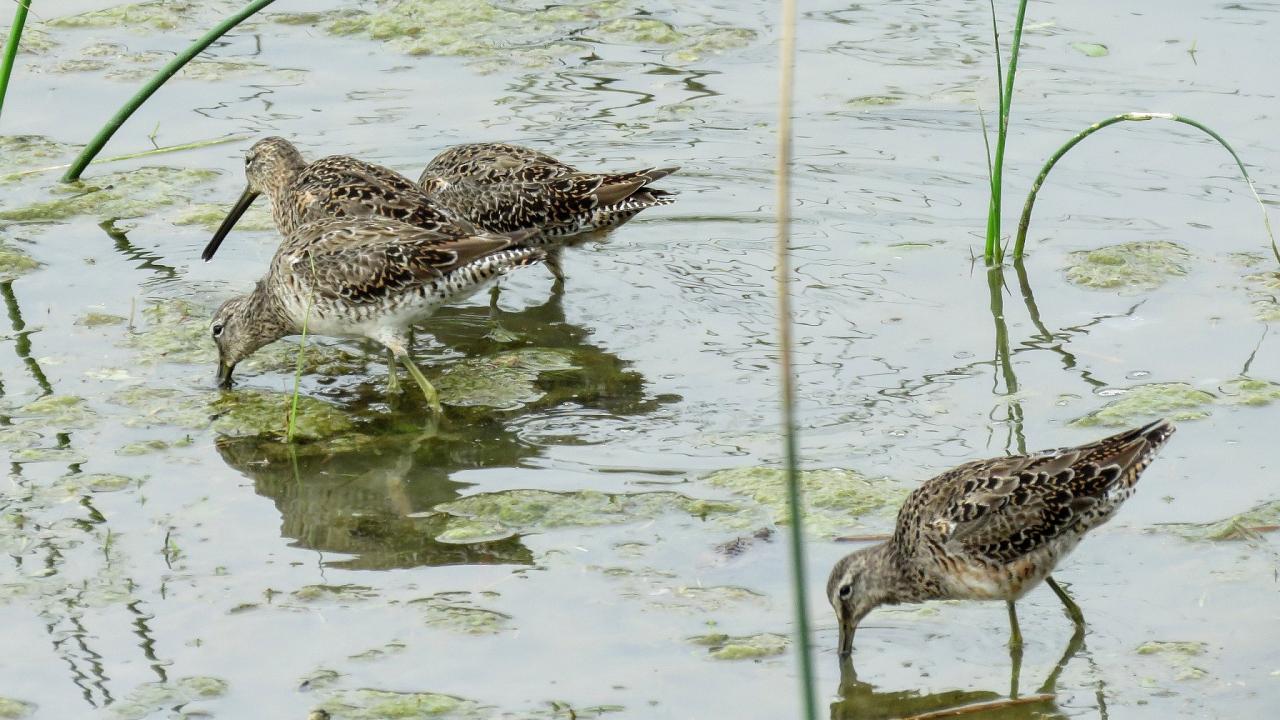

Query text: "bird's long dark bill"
[838, 623, 854, 657]
[201, 187, 260, 261]
[216, 361, 236, 389]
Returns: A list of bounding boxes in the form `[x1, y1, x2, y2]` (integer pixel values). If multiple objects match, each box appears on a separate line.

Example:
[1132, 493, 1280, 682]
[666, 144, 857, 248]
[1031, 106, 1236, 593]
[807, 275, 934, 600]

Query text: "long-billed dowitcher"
[201, 137, 474, 262]
[211, 217, 543, 412]
[827, 418, 1176, 656]
[417, 143, 677, 283]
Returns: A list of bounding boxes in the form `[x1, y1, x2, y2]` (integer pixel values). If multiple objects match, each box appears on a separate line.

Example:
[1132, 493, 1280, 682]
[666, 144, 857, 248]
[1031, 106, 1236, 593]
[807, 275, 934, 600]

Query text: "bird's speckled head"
[211, 285, 291, 388]
[827, 543, 900, 657]
[244, 136, 306, 196]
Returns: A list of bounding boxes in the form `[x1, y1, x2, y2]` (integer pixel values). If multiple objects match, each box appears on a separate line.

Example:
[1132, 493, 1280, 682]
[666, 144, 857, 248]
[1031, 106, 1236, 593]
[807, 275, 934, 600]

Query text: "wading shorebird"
[201, 137, 476, 262]
[417, 143, 678, 285]
[827, 419, 1176, 656]
[210, 217, 543, 413]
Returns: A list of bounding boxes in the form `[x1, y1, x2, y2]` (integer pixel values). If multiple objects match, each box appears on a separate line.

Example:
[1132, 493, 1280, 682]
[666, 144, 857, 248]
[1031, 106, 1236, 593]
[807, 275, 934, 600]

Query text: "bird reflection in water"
[215, 291, 678, 570]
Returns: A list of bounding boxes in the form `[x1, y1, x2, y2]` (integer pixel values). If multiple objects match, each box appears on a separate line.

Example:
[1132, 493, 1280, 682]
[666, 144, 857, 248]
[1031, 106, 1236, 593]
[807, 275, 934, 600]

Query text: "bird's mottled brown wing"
[900, 419, 1175, 565]
[288, 156, 478, 235]
[418, 143, 576, 188]
[273, 218, 521, 305]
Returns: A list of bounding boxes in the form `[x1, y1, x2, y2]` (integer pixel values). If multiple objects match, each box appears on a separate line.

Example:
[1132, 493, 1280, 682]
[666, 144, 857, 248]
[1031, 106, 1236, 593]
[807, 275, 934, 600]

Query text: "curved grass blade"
[0, 0, 32, 121]
[1013, 112, 1278, 264]
[61, 0, 276, 182]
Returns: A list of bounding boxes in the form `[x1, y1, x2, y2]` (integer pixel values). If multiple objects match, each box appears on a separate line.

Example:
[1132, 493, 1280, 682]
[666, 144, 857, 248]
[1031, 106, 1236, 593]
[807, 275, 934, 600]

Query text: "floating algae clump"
[1159, 499, 1280, 542]
[107, 385, 353, 440]
[410, 593, 512, 635]
[434, 348, 575, 410]
[1064, 241, 1189, 291]
[703, 467, 907, 536]
[434, 489, 741, 543]
[49, 1, 199, 31]
[173, 202, 276, 231]
[595, 17, 682, 44]
[0, 242, 41, 281]
[1135, 641, 1209, 681]
[665, 27, 756, 63]
[16, 395, 97, 429]
[689, 632, 789, 661]
[1070, 383, 1214, 428]
[0, 167, 218, 221]
[210, 390, 354, 441]
[292, 0, 751, 69]
[1217, 377, 1280, 406]
[318, 689, 486, 720]
[0, 135, 71, 180]
[109, 676, 228, 720]
[76, 312, 126, 328]
[0, 698, 34, 719]
[0, 696, 32, 717]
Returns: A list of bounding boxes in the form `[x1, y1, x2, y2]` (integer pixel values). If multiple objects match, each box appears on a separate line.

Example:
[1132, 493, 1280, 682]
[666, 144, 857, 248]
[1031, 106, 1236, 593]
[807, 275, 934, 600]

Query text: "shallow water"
[2, 1, 1279, 718]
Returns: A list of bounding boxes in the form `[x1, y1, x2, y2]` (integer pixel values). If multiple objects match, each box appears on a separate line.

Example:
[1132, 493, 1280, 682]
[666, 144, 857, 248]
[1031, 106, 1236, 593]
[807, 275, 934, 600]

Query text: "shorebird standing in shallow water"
[201, 137, 476, 262]
[417, 142, 677, 287]
[827, 419, 1176, 657]
[210, 217, 543, 412]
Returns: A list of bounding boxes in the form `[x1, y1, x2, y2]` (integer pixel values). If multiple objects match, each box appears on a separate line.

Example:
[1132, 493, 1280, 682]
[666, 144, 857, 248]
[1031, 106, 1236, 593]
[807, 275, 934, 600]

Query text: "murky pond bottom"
[2, 1, 1279, 718]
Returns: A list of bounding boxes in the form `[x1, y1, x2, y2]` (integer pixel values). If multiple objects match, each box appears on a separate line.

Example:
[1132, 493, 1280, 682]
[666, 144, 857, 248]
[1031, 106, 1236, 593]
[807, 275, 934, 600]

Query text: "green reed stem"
[286, 252, 316, 443]
[61, 0, 276, 182]
[1013, 112, 1278, 263]
[984, 0, 1030, 265]
[774, 0, 817, 718]
[0, 0, 31, 121]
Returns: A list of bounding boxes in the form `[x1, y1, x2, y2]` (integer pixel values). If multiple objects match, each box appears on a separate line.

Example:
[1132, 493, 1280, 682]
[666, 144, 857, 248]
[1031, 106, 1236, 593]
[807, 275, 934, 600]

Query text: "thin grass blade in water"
[61, 0, 277, 182]
[773, 0, 818, 718]
[1013, 112, 1278, 264]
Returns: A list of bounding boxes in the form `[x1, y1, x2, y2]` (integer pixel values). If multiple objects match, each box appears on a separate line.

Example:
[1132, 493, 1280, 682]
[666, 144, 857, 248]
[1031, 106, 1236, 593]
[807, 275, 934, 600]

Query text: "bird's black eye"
[212, 322, 224, 338]
[245, 154, 253, 166]
[838, 584, 852, 599]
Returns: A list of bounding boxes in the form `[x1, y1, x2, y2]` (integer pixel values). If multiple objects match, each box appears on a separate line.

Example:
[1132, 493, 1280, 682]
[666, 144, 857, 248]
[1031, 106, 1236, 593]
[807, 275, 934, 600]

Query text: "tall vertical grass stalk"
[984, 0, 1030, 265]
[773, 1, 817, 718]
[61, 0, 276, 182]
[0, 0, 31, 121]
[1013, 112, 1278, 263]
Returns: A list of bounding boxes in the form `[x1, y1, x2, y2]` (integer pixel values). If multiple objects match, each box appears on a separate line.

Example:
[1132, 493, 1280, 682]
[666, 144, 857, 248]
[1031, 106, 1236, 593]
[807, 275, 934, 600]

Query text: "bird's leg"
[489, 283, 503, 312]
[400, 355, 442, 415]
[1007, 600, 1024, 699]
[380, 334, 442, 415]
[1046, 576, 1086, 629]
[545, 246, 565, 286]
[385, 347, 400, 393]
